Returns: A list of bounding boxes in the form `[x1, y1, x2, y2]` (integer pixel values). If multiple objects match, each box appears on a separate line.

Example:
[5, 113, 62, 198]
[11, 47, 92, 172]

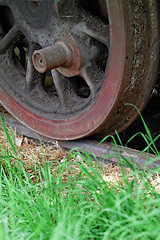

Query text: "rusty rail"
[0, 110, 159, 169]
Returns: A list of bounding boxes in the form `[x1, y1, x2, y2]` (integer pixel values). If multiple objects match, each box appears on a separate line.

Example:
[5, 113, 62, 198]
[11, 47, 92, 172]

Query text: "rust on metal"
[32, 41, 74, 73]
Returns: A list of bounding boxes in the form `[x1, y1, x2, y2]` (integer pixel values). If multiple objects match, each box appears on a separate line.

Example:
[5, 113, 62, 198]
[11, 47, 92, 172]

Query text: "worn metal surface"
[0, 110, 159, 169]
[0, 0, 159, 140]
[32, 41, 74, 73]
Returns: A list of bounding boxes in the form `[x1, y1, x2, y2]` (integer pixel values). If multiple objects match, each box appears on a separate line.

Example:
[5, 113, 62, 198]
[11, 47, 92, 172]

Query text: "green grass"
[0, 115, 160, 240]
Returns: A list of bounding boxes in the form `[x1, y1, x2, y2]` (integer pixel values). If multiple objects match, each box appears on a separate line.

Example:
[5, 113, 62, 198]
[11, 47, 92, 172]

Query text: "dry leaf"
[15, 136, 23, 147]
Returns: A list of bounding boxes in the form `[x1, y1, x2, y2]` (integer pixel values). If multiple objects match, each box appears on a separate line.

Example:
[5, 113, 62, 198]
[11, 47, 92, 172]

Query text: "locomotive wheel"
[0, 0, 159, 140]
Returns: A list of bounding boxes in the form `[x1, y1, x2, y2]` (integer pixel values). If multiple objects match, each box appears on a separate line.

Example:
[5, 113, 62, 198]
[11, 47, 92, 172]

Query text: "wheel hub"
[32, 38, 83, 78]
[9, 0, 104, 78]
[0, 0, 108, 118]
[32, 40, 75, 74]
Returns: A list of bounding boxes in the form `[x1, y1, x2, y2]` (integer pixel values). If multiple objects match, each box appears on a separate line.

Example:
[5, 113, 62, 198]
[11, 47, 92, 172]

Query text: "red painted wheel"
[0, 0, 159, 140]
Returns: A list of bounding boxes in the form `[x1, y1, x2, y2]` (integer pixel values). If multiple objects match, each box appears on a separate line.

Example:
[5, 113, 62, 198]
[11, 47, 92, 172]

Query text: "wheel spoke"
[51, 69, 85, 112]
[74, 17, 109, 47]
[51, 70, 71, 108]
[0, 24, 4, 40]
[0, 25, 24, 54]
[81, 63, 104, 95]
[26, 43, 44, 92]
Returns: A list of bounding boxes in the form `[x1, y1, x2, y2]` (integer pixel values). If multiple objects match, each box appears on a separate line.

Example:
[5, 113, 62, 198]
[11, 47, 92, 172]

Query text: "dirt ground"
[0, 126, 159, 193]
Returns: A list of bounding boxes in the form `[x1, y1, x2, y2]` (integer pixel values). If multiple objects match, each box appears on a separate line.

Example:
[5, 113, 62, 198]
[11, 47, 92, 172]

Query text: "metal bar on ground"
[0, 111, 159, 169]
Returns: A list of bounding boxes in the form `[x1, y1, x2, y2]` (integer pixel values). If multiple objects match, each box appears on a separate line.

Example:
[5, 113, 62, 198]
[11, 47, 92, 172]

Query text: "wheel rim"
[0, 0, 159, 140]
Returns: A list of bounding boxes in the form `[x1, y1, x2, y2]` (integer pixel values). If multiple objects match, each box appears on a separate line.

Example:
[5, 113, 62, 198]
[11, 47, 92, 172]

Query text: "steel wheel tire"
[0, 0, 159, 140]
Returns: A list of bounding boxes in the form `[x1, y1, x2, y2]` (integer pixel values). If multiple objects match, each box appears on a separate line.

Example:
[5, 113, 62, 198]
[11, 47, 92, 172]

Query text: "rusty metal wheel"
[0, 0, 159, 140]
